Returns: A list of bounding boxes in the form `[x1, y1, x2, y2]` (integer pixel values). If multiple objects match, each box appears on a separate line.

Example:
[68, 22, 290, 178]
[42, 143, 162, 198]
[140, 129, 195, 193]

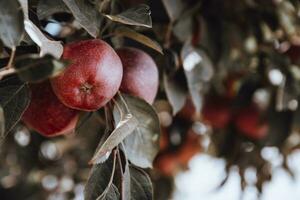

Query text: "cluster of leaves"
[1, 0, 300, 199]
[0, 0, 164, 199]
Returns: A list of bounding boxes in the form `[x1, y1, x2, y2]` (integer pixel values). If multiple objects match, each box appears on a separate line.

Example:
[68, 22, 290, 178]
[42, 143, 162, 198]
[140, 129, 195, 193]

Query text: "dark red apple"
[116, 47, 159, 104]
[51, 39, 123, 111]
[235, 104, 269, 140]
[286, 45, 300, 64]
[202, 96, 232, 129]
[22, 81, 79, 137]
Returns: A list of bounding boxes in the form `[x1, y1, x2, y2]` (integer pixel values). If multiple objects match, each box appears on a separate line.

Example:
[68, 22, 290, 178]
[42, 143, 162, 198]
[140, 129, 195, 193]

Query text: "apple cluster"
[22, 39, 159, 137]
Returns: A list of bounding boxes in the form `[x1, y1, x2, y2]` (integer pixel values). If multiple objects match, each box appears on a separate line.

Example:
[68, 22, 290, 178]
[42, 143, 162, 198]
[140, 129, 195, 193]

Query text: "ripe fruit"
[177, 130, 201, 165]
[154, 153, 178, 176]
[159, 128, 169, 151]
[176, 98, 196, 121]
[51, 39, 123, 111]
[202, 96, 232, 129]
[235, 104, 268, 140]
[155, 128, 201, 176]
[116, 47, 159, 104]
[22, 81, 79, 137]
[286, 45, 300, 64]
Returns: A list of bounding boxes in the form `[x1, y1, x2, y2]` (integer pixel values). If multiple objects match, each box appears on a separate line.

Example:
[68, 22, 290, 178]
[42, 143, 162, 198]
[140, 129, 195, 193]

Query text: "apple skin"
[286, 45, 300, 64]
[177, 129, 201, 165]
[51, 39, 123, 111]
[202, 97, 232, 129]
[116, 47, 159, 104]
[235, 104, 269, 140]
[22, 81, 79, 137]
[154, 153, 178, 176]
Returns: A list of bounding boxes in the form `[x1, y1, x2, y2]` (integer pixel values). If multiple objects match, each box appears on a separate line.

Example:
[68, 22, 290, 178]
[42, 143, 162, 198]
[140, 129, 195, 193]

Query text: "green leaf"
[37, 0, 70, 19]
[114, 27, 163, 54]
[162, 0, 185, 22]
[181, 44, 214, 112]
[90, 113, 139, 164]
[0, 82, 30, 140]
[84, 153, 119, 200]
[173, 16, 193, 42]
[15, 54, 69, 83]
[130, 166, 153, 200]
[0, 0, 24, 48]
[62, 0, 102, 37]
[19, 0, 64, 58]
[163, 70, 188, 115]
[99, 184, 120, 200]
[114, 94, 160, 168]
[163, 50, 188, 115]
[105, 4, 152, 28]
[0, 106, 4, 137]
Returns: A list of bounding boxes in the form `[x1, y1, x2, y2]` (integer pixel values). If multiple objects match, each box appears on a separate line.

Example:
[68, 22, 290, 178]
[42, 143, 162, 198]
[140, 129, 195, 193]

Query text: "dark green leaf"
[15, 54, 69, 83]
[99, 184, 120, 200]
[181, 44, 214, 112]
[75, 111, 93, 131]
[37, 0, 70, 19]
[130, 166, 153, 200]
[0, 106, 4, 137]
[163, 70, 188, 115]
[84, 153, 119, 200]
[114, 94, 160, 168]
[105, 4, 152, 28]
[0, 82, 30, 140]
[0, 0, 24, 48]
[114, 27, 163, 54]
[90, 113, 139, 164]
[62, 0, 102, 37]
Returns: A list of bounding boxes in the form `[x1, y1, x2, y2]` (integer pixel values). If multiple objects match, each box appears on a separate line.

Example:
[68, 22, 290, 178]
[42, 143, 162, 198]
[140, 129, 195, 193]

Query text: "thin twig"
[7, 48, 16, 68]
[117, 92, 131, 114]
[0, 68, 16, 80]
[112, 97, 124, 120]
[116, 149, 125, 200]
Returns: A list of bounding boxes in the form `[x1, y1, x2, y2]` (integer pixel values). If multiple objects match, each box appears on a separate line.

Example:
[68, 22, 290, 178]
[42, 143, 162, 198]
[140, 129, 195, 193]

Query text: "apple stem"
[79, 82, 93, 93]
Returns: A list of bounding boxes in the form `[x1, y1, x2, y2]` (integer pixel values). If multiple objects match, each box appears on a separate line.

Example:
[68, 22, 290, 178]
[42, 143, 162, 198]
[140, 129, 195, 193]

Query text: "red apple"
[51, 39, 123, 111]
[116, 47, 159, 104]
[22, 81, 79, 137]
[235, 104, 269, 140]
[159, 128, 169, 151]
[202, 96, 232, 129]
[286, 45, 300, 64]
[154, 153, 178, 176]
[177, 129, 201, 166]
[177, 98, 196, 121]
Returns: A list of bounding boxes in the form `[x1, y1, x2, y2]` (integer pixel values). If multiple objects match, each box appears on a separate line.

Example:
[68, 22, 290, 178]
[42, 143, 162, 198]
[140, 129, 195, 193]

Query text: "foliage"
[1, 0, 300, 199]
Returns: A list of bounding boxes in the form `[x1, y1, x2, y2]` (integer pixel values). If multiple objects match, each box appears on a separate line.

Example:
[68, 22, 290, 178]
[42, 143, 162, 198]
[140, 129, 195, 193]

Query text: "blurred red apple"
[202, 96, 232, 129]
[235, 104, 269, 140]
